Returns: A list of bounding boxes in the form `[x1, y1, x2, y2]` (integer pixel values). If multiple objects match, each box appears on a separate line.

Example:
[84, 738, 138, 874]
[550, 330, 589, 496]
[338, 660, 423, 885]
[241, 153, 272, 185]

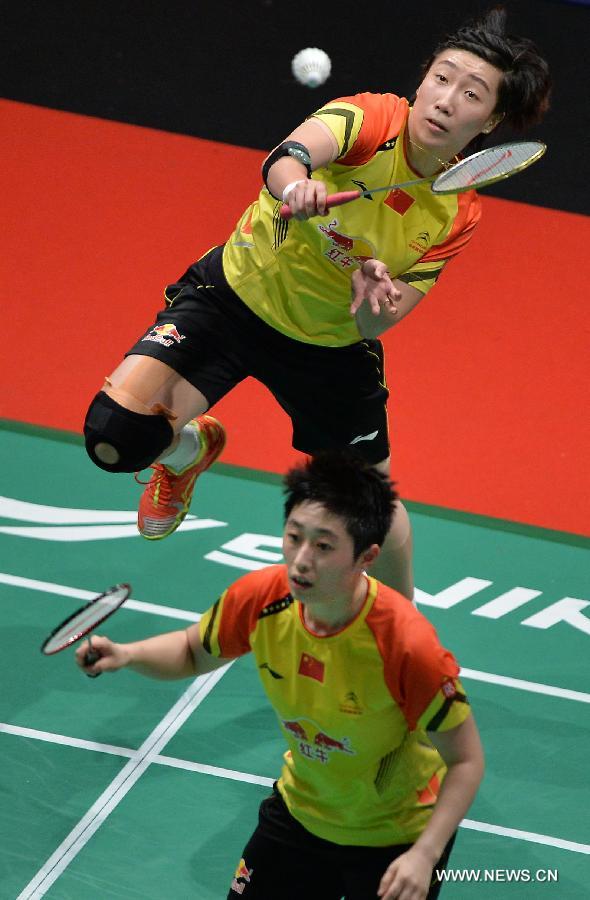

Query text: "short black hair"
[283, 452, 397, 559]
[423, 6, 551, 131]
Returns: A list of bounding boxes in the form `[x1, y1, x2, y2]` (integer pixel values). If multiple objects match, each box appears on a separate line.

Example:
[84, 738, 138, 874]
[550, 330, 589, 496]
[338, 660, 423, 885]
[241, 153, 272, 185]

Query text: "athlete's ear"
[359, 544, 380, 570]
[482, 111, 505, 134]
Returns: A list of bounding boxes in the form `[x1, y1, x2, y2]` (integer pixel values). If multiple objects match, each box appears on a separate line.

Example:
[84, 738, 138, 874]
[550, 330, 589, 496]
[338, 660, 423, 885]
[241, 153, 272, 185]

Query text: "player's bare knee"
[392, 498, 410, 532]
[84, 391, 174, 473]
[373, 456, 391, 478]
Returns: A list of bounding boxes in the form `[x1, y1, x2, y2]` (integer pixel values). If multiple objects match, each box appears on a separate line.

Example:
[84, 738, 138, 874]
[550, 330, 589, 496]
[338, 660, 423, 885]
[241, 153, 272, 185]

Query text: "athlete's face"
[283, 502, 376, 607]
[409, 49, 504, 161]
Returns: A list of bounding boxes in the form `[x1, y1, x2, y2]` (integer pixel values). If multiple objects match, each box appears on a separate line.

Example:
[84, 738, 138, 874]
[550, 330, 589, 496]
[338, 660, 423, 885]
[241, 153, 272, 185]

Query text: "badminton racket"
[279, 140, 546, 220]
[40, 583, 131, 678]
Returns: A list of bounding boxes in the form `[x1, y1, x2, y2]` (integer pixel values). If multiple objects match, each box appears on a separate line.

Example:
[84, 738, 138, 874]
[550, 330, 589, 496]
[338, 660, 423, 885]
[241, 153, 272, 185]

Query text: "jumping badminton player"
[83, 8, 550, 601]
[75, 452, 484, 899]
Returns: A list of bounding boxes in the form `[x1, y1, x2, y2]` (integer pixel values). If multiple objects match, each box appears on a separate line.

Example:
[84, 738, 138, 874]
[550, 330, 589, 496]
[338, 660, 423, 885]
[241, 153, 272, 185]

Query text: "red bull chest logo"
[318, 218, 376, 270]
[141, 323, 186, 348]
[281, 718, 355, 764]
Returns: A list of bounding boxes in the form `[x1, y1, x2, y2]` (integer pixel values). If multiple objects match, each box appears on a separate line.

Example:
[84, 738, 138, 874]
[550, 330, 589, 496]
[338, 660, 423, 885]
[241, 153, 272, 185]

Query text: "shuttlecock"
[291, 47, 331, 88]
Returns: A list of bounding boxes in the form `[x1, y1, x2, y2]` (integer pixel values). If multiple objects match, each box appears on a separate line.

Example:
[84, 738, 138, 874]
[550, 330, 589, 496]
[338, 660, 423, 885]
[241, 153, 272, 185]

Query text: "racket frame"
[431, 140, 547, 195]
[40, 583, 131, 655]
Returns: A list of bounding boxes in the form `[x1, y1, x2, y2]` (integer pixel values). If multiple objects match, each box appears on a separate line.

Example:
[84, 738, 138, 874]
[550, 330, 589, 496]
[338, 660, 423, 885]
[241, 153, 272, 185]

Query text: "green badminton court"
[1, 424, 589, 899]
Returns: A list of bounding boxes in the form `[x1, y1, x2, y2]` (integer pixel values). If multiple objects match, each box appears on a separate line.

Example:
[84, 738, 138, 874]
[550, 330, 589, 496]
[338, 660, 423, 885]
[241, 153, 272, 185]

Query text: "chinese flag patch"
[298, 653, 325, 683]
[384, 188, 415, 215]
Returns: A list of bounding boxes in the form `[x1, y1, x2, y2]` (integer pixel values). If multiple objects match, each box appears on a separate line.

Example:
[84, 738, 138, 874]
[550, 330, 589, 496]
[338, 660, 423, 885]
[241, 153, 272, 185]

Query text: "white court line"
[0, 723, 135, 759]
[0, 723, 269, 785]
[3, 572, 589, 704]
[3, 721, 588, 857]
[15, 665, 231, 899]
[153, 754, 274, 787]
[460, 667, 590, 704]
[460, 818, 590, 855]
[0, 572, 201, 622]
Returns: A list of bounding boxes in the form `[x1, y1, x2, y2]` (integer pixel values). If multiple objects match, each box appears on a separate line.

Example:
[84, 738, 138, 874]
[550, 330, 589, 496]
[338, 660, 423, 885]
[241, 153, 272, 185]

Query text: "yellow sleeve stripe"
[420, 678, 470, 733]
[397, 267, 443, 286]
[199, 590, 227, 656]
[310, 103, 363, 157]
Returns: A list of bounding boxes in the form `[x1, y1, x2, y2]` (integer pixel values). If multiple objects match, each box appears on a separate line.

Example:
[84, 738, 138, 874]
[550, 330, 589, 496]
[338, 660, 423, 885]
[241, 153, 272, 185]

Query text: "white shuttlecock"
[291, 47, 331, 88]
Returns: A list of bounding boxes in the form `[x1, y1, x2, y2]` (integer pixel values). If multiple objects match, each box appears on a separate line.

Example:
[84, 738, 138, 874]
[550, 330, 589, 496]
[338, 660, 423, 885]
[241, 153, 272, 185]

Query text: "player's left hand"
[350, 259, 402, 317]
[377, 846, 434, 899]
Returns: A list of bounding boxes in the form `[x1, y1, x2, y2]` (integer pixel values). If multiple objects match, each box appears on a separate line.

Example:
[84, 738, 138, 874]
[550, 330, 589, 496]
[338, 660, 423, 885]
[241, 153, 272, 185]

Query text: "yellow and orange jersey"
[199, 565, 471, 846]
[222, 93, 481, 347]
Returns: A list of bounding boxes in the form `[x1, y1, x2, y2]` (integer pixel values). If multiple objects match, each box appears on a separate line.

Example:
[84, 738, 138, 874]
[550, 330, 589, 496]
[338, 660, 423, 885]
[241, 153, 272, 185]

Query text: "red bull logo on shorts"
[141, 323, 186, 348]
[317, 218, 376, 270]
[231, 858, 253, 894]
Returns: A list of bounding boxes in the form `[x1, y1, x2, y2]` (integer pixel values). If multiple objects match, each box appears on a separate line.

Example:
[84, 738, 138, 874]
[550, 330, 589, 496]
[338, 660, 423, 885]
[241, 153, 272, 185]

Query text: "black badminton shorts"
[227, 785, 456, 899]
[125, 246, 390, 465]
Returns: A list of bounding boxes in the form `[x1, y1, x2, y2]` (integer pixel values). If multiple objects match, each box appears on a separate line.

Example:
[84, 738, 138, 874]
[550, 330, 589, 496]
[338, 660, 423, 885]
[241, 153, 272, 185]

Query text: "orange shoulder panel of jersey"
[365, 584, 461, 731]
[332, 93, 409, 167]
[215, 565, 291, 657]
[421, 190, 482, 264]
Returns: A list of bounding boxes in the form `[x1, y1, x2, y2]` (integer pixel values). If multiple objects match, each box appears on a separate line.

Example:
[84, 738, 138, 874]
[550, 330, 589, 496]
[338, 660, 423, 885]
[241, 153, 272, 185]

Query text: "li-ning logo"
[409, 231, 431, 253]
[350, 430, 378, 445]
[141, 323, 186, 347]
[352, 179, 373, 201]
[258, 662, 284, 680]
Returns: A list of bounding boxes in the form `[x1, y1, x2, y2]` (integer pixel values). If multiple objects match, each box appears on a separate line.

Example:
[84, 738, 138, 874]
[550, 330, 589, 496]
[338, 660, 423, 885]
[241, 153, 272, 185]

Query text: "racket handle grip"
[84, 648, 102, 678]
[324, 190, 363, 208]
[279, 190, 362, 220]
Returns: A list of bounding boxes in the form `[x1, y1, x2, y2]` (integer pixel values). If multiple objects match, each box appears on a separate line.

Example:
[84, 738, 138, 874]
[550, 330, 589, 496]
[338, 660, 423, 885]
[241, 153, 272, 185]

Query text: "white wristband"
[282, 180, 307, 202]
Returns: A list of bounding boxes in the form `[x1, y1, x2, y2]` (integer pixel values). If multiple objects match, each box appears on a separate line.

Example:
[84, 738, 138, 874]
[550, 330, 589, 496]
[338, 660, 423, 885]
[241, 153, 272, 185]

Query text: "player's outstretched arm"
[377, 715, 484, 899]
[75, 625, 229, 680]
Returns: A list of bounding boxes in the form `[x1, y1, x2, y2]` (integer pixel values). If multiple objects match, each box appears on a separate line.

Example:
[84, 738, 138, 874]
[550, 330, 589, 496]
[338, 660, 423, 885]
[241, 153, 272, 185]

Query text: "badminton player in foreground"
[76, 453, 484, 899]
[83, 8, 550, 602]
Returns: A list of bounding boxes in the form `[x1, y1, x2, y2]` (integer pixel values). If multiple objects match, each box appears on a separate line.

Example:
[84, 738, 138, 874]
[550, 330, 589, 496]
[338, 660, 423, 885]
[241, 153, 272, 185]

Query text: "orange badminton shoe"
[137, 415, 226, 540]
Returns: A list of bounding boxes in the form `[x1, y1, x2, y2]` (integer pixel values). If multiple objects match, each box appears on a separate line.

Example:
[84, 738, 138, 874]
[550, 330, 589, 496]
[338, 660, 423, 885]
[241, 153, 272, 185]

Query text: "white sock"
[162, 424, 201, 472]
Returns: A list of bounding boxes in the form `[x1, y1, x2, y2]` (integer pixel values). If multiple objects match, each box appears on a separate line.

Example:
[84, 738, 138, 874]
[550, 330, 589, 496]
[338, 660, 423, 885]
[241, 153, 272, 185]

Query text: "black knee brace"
[84, 391, 174, 473]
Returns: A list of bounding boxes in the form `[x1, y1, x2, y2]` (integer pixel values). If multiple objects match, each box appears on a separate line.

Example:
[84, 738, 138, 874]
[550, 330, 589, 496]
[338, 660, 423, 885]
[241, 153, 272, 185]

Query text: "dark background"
[2, 0, 589, 214]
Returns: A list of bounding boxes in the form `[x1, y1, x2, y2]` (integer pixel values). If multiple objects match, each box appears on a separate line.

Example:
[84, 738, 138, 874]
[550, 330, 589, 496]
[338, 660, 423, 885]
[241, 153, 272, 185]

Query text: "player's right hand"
[282, 178, 330, 219]
[350, 259, 401, 316]
[75, 635, 129, 676]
